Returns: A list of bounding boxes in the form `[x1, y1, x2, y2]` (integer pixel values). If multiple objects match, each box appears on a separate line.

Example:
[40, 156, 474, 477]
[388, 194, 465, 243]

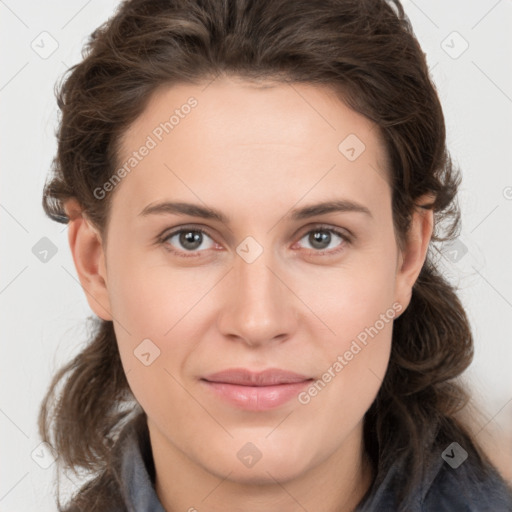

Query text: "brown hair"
[39, 0, 502, 510]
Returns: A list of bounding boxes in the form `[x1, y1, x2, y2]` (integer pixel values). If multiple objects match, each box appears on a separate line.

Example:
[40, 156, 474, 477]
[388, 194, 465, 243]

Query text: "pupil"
[181, 231, 202, 250]
[310, 231, 330, 249]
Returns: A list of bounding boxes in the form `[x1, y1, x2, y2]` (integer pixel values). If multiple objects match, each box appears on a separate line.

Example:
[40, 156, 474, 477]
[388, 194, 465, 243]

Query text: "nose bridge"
[218, 239, 296, 345]
[237, 248, 280, 304]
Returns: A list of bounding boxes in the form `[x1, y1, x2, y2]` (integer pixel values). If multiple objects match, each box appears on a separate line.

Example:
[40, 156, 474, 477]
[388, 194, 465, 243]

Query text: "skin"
[64, 75, 433, 512]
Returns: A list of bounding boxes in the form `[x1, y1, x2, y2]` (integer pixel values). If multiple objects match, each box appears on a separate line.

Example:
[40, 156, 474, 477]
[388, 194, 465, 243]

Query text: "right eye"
[159, 226, 219, 258]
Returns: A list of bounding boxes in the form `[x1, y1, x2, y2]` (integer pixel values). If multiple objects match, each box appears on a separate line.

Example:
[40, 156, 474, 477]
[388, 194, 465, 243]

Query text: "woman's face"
[71, 76, 429, 486]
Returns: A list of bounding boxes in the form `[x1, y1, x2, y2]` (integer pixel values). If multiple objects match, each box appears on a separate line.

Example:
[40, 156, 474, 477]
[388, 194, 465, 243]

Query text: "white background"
[1, 0, 511, 510]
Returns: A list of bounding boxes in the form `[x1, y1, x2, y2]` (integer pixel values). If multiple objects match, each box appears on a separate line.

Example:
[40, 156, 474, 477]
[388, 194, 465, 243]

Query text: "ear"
[64, 198, 113, 321]
[394, 194, 435, 314]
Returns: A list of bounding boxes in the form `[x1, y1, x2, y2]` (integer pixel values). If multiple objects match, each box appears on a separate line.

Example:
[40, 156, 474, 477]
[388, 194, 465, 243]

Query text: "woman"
[39, 0, 512, 510]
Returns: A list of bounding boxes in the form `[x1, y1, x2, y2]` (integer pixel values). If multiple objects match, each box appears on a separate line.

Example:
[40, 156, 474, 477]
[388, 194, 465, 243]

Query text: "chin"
[219, 463, 308, 486]
[203, 443, 314, 485]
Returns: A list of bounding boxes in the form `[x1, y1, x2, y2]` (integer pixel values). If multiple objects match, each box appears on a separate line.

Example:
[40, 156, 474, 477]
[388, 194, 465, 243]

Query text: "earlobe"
[394, 195, 435, 313]
[64, 199, 113, 321]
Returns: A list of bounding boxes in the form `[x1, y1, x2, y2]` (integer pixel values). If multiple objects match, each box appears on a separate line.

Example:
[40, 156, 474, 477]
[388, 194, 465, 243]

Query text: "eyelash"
[157, 224, 352, 259]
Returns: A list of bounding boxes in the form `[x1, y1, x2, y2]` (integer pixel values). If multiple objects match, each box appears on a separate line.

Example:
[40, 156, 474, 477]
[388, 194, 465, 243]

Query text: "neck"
[149, 419, 375, 512]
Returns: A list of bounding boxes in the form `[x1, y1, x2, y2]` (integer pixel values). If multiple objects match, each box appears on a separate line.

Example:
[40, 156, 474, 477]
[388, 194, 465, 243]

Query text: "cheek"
[105, 248, 215, 402]
[303, 243, 398, 343]
[300, 242, 398, 404]
[106, 245, 195, 335]
[106, 226, 397, 407]
[299, 307, 394, 441]
[108, 267, 191, 419]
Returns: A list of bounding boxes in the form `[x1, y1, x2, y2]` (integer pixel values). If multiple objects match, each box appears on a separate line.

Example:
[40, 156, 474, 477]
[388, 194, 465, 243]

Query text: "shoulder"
[60, 412, 156, 512]
[59, 471, 126, 512]
[421, 455, 512, 512]
[357, 447, 512, 512]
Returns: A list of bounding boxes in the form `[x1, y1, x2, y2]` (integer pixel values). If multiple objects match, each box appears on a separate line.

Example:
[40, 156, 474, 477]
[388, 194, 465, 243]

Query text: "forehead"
[113, 76, 390, 219]
[120, 76, 384, 153]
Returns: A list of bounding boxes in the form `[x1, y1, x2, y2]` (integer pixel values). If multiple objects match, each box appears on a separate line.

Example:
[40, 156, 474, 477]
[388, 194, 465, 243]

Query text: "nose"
[216, 247, 298, 348]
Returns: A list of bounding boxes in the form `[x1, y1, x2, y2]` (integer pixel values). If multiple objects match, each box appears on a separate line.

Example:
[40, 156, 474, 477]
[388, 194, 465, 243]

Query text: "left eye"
[295, 227, 349, 253]
[160, 226, 349, 257]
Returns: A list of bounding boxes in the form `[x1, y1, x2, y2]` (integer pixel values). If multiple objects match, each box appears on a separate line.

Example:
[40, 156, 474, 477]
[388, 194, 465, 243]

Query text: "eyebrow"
[138, 199, 373, 223]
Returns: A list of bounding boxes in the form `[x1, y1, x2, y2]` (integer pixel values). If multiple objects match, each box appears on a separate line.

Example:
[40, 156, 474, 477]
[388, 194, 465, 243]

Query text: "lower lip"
[201, 379, 312, 411]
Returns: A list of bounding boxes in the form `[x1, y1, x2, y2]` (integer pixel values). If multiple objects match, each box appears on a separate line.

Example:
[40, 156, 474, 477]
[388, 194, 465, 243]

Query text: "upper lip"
[201, 368, 312, 386]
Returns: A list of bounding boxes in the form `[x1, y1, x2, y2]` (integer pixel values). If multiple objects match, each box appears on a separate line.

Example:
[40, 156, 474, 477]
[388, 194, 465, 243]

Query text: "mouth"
[200, 368, 314, 411]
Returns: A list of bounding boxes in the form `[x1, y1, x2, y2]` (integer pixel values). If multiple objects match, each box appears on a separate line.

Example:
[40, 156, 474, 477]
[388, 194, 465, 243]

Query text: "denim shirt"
[82, 414, 512, 511]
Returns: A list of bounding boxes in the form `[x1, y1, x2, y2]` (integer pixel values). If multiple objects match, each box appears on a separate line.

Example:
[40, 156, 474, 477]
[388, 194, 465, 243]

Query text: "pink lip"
[200, 368, 313, 411]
